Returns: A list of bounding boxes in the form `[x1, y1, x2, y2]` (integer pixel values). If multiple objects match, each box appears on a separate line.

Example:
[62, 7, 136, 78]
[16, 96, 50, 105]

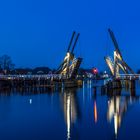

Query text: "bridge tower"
[56, 31, 82, 80]
[104, 28, 135, 89]
[105, 28, 135, 79]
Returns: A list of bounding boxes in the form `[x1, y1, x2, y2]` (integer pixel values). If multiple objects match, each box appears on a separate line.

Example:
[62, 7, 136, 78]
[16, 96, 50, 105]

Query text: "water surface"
[0, 81, 140, 140]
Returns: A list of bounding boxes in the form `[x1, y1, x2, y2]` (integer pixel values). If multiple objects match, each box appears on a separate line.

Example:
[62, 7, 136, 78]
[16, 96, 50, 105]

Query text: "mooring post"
[93, 86, 97, 95]
[62, 80, 65, 89]
[129, 80, 135, 89]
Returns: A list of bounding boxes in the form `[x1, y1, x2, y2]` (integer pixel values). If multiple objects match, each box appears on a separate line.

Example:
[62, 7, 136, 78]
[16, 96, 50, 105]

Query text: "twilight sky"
[0, 0, 140, 71]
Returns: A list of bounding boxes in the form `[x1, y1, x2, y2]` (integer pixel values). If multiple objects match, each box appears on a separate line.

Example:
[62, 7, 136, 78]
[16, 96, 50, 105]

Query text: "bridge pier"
[106, 80, 122, 89]
[103, 79, 136, 96]
[129, 80, 135, 89]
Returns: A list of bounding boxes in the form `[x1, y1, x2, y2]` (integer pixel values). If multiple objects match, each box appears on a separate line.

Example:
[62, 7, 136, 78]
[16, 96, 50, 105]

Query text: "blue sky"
[0, 0, 140, 71]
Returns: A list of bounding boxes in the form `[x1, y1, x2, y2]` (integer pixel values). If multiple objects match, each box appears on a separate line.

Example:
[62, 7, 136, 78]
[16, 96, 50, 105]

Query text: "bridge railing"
[116, 74, 140, 80]
[0, 74, 67, 80]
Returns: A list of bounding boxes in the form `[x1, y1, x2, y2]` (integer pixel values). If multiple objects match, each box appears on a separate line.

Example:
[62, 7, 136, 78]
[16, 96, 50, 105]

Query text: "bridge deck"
[0, 74, 65, 80]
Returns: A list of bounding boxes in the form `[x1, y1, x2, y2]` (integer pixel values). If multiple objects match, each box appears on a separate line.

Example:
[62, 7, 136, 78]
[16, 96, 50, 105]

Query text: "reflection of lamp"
[107, 97, 121, 138]
[107, 89, 140, 139]
[94, 101, 98, 123]
[67, 96, 71, 140]
[107, 100, 114, 122]
[83, 81, 85, 103]
[114, 113, 118, 138]
[62, 91, 78, 140]
[114, 113, 122, 139]
[29, 99, 32, 104]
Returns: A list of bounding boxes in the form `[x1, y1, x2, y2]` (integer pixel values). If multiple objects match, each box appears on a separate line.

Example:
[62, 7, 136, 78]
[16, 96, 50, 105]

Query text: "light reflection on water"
[0, 81, 140, 140]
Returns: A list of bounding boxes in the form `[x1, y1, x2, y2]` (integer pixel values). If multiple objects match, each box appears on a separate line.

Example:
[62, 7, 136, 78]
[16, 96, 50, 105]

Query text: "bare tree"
[0, 55, 15, 74]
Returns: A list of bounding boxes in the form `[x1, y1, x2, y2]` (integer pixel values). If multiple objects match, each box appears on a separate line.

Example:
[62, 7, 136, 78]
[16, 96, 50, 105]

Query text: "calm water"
[0, 81, 140, 140]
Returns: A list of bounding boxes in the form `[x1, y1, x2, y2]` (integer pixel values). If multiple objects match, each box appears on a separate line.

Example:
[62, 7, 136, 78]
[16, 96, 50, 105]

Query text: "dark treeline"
[0, 55, 54, 75]
[12, 67, 53, 75]
[1, 54, 140, 75]
[2, 67, 53, 75]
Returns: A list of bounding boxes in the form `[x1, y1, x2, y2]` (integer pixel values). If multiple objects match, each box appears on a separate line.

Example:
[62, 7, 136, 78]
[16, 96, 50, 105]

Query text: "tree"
[32, 67, 51, 74]
[137, 69, 140, 74]
[0, 55, 15, 74]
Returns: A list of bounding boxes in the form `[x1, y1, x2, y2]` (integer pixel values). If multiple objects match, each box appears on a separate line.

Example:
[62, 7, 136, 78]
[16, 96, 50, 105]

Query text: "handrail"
[116, 74, 140, 80]
[0, 74, 67, 80]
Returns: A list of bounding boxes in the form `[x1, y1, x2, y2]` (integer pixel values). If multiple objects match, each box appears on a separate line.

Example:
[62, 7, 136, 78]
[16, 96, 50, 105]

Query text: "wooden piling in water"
[106, 79, 122, 89]
[129, 80, 135, 89]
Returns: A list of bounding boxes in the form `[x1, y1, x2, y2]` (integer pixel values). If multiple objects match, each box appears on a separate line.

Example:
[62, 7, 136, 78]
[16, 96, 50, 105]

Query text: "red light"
[92, 68, 98, 75]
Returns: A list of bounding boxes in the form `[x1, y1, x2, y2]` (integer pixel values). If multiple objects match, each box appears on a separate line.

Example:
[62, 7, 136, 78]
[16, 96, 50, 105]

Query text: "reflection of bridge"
[60, 89, 80, 140]
[107, 95, 140, 138]
[94, 86, 140, 139]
